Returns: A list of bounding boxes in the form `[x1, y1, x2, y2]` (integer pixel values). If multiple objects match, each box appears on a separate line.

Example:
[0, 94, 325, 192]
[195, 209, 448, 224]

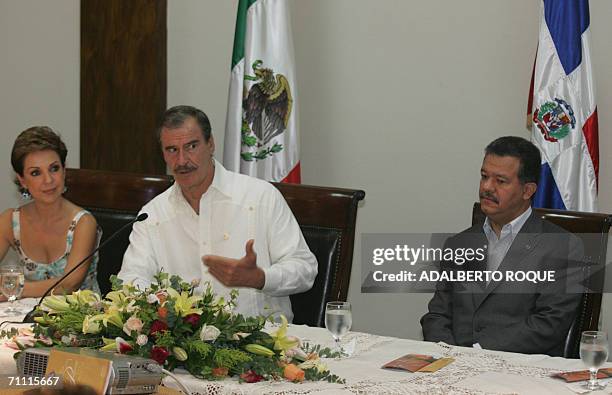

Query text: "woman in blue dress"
[0, 126, 100, 297]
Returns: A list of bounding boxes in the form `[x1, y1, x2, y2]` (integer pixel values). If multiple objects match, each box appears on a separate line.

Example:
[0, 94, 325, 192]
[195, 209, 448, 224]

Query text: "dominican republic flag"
[527, 0, 599, 212]
[223, 0, 301, 183]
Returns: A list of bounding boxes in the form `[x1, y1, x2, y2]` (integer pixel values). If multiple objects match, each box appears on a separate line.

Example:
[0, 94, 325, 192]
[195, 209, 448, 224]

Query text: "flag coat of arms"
[224, 0, 301, 183]
[528, 0, 599, 212]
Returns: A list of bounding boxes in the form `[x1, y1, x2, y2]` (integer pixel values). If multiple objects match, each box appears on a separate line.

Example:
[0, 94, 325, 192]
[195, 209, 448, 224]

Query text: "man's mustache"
[479, 192, 499, 204]
[174, 164, 197, 173]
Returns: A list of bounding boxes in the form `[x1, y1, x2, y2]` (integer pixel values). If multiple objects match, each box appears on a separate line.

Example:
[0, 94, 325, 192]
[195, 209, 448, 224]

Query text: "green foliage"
[169, 275, 189, 292]
[241, 121, 250, 133]
[301, 342, 346, 359]
[109, 275, 123, 290]
[245, 144, 284, 161]
[246, 331, 274, 347]
[238, 355, 283, 379]
[241, 152, 254, 161]
[254, 149, 269, 160]
[164, 300, 178, 327]
[213, 348, 252, 371]
[51, 310, 88, 334]
[0, 328, 18, 339]
[0, 270, 344, 384]
[183, 338, 212, 359]
[242, 134, 257, 147]
[303, 367, 346, 384]
[153, 271, 169, 286]
[153, 330, 174, 348]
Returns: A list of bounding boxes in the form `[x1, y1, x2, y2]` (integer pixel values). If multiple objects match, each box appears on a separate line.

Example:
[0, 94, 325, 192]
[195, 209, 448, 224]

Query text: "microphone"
[22, 212, 149, 323]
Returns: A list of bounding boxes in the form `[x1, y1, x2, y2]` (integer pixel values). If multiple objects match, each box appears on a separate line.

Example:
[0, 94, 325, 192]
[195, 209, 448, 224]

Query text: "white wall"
[167, 0, 236, 158]
[1, 0, 612, 341]
[0, 0, 80, 210]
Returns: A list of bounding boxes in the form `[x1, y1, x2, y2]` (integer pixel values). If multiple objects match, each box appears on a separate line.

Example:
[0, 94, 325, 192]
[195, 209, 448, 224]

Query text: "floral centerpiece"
[2, 273, 344, 384]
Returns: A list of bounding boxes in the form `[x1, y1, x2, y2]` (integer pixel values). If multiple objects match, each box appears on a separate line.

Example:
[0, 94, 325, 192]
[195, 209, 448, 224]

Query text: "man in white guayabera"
[421, 136, 583, 356]
[118, 105, 317, 321]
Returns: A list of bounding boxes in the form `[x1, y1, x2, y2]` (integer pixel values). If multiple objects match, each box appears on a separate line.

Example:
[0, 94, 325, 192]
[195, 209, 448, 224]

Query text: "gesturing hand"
[202, 239, 265, 289]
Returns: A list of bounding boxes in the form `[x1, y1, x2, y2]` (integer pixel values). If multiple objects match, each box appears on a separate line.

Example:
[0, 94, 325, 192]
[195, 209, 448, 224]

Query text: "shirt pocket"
[210, 201, 254, 259]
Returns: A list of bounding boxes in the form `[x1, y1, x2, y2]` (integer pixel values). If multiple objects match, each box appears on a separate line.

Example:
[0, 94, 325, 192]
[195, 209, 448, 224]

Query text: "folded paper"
[382, 354, 454, 373]
[553, 368, 612, 382]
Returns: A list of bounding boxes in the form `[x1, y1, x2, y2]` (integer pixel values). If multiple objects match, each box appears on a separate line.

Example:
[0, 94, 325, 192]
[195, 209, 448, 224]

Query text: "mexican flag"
[223, 0, 301, 183]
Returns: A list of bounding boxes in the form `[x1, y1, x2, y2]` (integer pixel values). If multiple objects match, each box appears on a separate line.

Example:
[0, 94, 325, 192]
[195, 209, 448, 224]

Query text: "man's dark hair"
[485, 136, 541, 184]
[158, 105, 212, 142]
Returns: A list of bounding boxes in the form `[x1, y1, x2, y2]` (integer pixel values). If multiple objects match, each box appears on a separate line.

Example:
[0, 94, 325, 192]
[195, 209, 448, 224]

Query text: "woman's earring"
[63, 186, 68, 194]
[21, 189, 31, 201]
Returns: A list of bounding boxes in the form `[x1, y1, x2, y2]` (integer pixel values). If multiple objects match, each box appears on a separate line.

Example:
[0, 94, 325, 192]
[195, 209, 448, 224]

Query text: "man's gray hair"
[158, 105, 212, 142]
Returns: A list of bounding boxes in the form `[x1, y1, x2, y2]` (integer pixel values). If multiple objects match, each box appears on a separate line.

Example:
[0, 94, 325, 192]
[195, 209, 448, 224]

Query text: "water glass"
[579, 331, 609, 390]
[325, 301, 352, 350]
[0, 265, 25, 315]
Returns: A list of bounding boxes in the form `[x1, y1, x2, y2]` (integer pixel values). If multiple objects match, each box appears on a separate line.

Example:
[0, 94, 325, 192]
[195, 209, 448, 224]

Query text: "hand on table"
[202, 239, 265, 289]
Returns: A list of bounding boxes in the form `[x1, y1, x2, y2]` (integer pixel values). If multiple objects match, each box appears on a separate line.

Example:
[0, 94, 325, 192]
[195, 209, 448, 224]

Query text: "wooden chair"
[472, 203, 612, 358]
[64, 168, 365, 327]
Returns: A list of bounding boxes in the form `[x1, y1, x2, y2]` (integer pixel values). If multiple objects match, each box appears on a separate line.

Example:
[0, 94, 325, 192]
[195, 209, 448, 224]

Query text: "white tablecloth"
[0, 299, 608, 394]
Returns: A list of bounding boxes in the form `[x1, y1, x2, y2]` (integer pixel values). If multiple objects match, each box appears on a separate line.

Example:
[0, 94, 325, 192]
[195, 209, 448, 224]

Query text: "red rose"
[149, 320, 168, 338]
[240, 370, 264, 383]
[183, 313, 200, 328]
[150, 346, 170, 365]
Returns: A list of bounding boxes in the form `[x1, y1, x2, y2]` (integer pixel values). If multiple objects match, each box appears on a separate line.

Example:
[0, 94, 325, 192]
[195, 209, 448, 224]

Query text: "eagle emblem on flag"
[240, 60, 293, 162]
[533, 98, 576, 142]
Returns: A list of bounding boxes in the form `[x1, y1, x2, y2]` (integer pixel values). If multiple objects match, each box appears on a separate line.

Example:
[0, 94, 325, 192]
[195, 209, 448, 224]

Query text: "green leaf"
[109, 275, 123, 291]
[301, 342, 345, 358]
[241, 152, 254, 161]
[183, 338, 212, 359]
[213, 348, 252, 371]
[236, 355, 283, 379]
[169, 275, 184, 291]
[242, 135, 257, 147]
[165, 300, 178, 328]
[154, 330, 174, 348]
[303, 367, 346, 384]
[254, 150, 269, 160]
[154, 271, 169, 285]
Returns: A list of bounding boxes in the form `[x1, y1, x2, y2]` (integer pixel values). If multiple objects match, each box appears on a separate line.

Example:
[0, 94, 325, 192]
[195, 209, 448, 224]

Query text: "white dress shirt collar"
[168, 159, 232, 209]
[483, 206, 532, 243]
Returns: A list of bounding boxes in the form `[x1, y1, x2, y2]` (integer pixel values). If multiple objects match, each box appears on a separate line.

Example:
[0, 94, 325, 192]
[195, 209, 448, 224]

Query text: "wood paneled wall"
[80, 0, 167, 174]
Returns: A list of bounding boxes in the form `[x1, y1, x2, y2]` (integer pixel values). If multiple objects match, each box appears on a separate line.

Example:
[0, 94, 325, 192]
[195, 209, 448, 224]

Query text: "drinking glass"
[325, 301, 352, 350]
[0, 265, 25, 315]
[579, 331, 609, 391]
